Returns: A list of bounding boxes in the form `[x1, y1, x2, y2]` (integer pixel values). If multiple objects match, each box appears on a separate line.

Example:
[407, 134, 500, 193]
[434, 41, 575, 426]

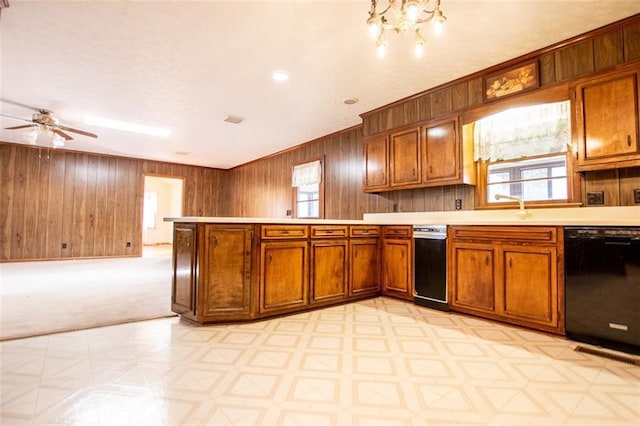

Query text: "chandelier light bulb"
[52, 132, 65, 148]
[367, 13, 382, 39]
[376, 33, 388, 58]
[414, 31, 425, 58]
[404, 1, 421, 23]
[433, 9, 446, 37]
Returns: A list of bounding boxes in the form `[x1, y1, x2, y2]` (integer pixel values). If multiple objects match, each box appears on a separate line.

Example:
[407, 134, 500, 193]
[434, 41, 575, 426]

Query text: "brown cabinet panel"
[575, 69, 640, 171]
[350, 225, 380, 238]
[261, 225, 309, 239]
[390, 127, 421, 187]
[421, 118, 460, 183]
[198, 225, 253, 319]
[448, 226, 563, 334]
[260, 241, 308, 313]
[172, 224, 196, 315]
[310, 240, 348, 303]
[501, 246, 558, 328]
[363, 134, 389, 191]
[350, 239, 380, 297]
[310, 225, 348, 238]
[450, 244, 495, 312]
[381, 238, 413, 301]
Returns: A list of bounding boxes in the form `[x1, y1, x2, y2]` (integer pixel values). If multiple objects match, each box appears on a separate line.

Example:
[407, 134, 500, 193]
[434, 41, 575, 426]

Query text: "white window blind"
[473, 101, 570, 162]
[292, 160, 322, 187]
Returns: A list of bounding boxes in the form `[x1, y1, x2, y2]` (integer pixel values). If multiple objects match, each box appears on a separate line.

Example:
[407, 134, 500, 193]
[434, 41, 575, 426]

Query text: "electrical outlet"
[634, 189, 640, 204]
[586, 191, 604, 205]
[455, 199, 462, 210]
[61, 243, 67, 249]
[392, 203, 398, 212]
[126, 241, 131, 248]
[286, 209, 292, 216]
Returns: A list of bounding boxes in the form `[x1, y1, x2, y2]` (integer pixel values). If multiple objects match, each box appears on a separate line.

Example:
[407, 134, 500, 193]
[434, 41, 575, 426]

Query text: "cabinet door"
[500, 245, 559, 329]
[422, 118, 460, 184]
[390, 128, 421, 187]
[260, 241, 308, 313]
[449, 243, 495, 313]
[310, 240, 348, 303]
[172, 224, 196, 315]
[363, 135, 389, 191]
[382, 238, 413, 300]
[198, 225, 253, 320]
[576, 71, 640, 170]
[350, 238, 380, 297]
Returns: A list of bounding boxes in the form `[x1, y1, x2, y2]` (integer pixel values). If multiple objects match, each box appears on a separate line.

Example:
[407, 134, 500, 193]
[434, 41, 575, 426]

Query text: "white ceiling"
[1, 1, 639, 169]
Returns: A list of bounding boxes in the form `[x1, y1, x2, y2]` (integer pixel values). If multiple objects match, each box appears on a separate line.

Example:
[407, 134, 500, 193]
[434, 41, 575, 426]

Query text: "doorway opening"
[142, 175, 184, 255]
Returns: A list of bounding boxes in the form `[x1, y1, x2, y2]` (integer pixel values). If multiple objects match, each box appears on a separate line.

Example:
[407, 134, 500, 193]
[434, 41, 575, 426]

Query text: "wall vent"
[574, 345, 640, 366]
[223, 115, 244, 124]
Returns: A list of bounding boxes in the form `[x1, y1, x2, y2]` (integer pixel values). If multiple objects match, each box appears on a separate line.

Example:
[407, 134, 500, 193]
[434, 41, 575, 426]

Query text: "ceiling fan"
[0, 99, 98, 146]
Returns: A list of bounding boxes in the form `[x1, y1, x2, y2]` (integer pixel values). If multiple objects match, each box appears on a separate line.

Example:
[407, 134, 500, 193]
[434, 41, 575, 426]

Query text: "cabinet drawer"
[261, 225, 309, 239]
[450, 226, 557, 244]
[310, 225, 348, 238]
[350, 225, 381, 238]
[383, 225, 413, 238]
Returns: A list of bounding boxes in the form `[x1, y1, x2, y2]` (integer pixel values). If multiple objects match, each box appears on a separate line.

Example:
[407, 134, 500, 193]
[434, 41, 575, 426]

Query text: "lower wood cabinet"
[381, 226, 414, 301]
[259, 240, 309, 313]
[448, 226, 564, 334]
[310, 239, 348, 304]
[172, 223, 253, 323]
[349, 238, 380, 297]
[171, 223, 197, 316]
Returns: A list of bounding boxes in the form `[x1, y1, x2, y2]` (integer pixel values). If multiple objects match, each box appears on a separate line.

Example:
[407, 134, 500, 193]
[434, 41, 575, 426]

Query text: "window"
[468, 100, 572, 206]
[487, 154, 567, 202]
[292, 159, 324, 218]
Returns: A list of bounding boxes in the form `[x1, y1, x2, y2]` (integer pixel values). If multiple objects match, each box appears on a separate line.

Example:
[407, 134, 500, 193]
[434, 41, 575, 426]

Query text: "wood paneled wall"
[361, 16, 640, 136]
[226, 127, 394, 219]
[0, 143, 226, 261]
[583, 167, 640, 206]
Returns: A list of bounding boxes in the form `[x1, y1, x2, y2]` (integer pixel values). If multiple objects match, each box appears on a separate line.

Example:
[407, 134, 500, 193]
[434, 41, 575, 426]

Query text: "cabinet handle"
[485, 256, 489, 266]
[211, 236, 217, 247]
[509, 258, 512, 268]
[268, 253, 273, 264]
[628, 134, 632, 147]
[412, 168, 416, 177]
[429, 165, 433, 173]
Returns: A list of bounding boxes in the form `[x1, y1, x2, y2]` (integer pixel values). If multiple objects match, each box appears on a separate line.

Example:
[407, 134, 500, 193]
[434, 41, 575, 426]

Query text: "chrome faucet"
[495, 194, 531, 218]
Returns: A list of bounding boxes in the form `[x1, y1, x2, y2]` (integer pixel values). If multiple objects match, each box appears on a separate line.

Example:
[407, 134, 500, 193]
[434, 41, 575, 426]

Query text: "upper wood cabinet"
[363, 134, 389, 191]
[363, 116, 475, 192]
[390, 127, 421, 187]
[421, 117, 460, 184]
[574, 68, 640, 171]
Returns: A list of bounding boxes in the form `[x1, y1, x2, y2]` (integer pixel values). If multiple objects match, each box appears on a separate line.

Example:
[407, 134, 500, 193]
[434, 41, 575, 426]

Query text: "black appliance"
[565, 226, 640, 354]
[413, 225, 448, 311]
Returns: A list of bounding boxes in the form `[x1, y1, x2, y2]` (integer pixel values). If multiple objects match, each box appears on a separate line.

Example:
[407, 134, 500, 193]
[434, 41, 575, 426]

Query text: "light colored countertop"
[364, 206, 640, 226]
[165, 206, 639, 226]
[163, 216, 368, 225]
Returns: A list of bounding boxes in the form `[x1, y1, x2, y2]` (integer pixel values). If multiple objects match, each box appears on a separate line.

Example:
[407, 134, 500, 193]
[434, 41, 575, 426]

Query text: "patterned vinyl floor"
[1, 297, 639, 425]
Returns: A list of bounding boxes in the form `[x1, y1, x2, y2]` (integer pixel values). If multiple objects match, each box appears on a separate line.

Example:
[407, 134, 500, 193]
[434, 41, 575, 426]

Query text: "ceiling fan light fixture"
[84, 115, 171, 137]
[22, 127, 39, 145]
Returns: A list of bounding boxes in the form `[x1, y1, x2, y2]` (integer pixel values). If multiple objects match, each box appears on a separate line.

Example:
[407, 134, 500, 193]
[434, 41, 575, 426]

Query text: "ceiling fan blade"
[58, 125, 98, 138]
[5, 124, 37, 130]
[0, 112, 34, 123]
[53, 129, 74, 141]
[0, 99, 42, 112]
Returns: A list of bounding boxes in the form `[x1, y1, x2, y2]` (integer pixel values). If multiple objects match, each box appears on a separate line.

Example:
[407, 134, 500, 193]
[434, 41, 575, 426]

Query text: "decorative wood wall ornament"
[484, 61, 539, 101]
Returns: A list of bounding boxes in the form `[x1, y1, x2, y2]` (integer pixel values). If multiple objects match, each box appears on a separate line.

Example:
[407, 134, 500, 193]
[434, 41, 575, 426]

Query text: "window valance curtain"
[473, 100, 570, 162]
[292, 160, 322, 187]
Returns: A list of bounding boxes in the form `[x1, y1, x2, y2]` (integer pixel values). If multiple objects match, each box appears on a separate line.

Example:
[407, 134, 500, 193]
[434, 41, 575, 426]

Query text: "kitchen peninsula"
[166, 206, 638, 330]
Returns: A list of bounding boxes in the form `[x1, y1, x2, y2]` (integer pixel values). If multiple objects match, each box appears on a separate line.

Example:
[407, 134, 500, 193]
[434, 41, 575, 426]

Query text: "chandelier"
[366, 0, 447, 58]
[23, 125, 66, 148]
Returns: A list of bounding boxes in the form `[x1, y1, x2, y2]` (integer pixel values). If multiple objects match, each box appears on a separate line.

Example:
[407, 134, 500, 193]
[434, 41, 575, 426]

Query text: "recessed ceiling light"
[343, 98, 359, 105]
[84, 115, 171, 137]
[272, 71, 289, 81]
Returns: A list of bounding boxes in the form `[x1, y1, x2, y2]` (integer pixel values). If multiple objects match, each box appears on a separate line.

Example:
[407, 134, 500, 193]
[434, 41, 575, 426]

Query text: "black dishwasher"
[564, 227, 640, 354]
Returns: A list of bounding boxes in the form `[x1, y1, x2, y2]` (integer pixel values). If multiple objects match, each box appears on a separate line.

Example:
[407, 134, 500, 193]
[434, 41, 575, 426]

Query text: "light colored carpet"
[0, 246, 176, 340]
